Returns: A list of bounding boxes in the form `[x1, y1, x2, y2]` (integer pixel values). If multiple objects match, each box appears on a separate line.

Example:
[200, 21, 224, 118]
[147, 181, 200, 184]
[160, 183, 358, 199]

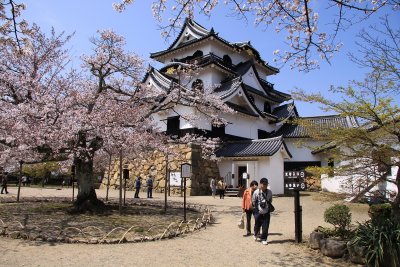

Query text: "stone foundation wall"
[101, 144, 219, 196]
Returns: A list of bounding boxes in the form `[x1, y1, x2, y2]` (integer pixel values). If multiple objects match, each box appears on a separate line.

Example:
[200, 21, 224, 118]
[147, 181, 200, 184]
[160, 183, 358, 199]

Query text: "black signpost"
[123, 166, 129, 206]
[284, 170, 307, 243]
[181, 163, 191, 222]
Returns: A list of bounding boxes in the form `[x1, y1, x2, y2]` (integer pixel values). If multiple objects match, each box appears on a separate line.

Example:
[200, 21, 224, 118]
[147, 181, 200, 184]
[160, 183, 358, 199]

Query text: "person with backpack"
[252, 177, 273, 245]
[147, 176, 153, 198]
[241, 180, 259, 236]
[134, 176, 142, 198]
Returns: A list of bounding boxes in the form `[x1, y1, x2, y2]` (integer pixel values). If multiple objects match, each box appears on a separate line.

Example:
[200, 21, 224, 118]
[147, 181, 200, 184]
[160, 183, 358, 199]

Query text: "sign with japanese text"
[284, 170, 306, 191]
[170, 172, 181, 186]
[181, 163, 191, 178]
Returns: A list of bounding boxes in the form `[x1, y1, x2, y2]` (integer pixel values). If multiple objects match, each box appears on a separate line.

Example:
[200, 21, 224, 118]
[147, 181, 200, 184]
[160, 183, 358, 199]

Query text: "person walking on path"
[210, 177, 216, 198]
[134, 176, 142, 198]
[252, 177, 273, 245]
[241, 180, 258, 236]
[146, 176, 153, 198]
[1, 170, 9, 194]
[217, 178, 226, 199]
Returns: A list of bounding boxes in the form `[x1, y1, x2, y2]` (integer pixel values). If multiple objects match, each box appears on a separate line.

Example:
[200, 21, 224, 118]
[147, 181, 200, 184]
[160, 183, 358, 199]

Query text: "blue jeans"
[147, 188, 152, 198]
[253, 211, 271, 241]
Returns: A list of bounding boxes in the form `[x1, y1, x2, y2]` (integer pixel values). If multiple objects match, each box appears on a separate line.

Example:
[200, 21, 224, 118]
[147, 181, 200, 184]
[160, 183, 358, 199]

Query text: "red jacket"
[241, 188, 253, 210]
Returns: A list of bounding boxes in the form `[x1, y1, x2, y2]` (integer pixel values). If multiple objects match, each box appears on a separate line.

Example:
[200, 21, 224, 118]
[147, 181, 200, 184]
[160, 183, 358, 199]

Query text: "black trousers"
[134, 187, 140, 198]
[1, 184, 8, 194]
[219, 189, 225, 199]
[245, 209, 253, 234]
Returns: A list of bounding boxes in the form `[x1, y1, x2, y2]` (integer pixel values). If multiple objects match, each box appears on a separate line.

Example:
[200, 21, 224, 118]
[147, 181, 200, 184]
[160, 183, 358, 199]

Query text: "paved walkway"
[0, 187, 367, 267]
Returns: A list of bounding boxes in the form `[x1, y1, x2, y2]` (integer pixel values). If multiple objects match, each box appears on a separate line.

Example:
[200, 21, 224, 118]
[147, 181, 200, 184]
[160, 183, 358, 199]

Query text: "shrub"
[324, 204, 352, 232]
[369, 203, 392, 222]
[351, 219, 400, 267]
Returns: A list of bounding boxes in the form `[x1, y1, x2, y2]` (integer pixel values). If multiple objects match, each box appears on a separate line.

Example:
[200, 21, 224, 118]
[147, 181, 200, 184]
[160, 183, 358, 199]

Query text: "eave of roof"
[216, 136, 292, 158]
[225, 101, 259, 117]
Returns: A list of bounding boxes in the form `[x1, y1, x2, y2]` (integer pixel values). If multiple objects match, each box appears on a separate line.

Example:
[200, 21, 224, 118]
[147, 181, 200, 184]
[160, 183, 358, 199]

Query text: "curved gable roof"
[151, 19, 279, 75]
[168, 18, 211, 50]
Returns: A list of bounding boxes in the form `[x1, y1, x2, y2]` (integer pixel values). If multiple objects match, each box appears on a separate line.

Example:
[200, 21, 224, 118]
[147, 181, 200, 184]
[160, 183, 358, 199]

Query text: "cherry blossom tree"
[114, 0, 399, 72]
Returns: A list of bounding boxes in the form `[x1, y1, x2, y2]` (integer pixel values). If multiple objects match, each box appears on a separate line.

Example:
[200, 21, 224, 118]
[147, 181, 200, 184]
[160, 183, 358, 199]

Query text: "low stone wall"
[101, 144, 220, 196]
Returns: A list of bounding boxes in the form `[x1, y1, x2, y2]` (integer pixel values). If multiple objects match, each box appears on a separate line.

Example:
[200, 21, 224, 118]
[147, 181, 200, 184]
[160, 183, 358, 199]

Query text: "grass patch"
[0, 201, 200, 239]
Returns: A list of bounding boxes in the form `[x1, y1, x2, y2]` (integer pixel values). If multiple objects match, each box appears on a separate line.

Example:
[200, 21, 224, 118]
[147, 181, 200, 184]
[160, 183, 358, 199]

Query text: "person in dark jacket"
[1, 170, 9, 194]
[147, 176, 153, 198]
[134, 176, 141, 198]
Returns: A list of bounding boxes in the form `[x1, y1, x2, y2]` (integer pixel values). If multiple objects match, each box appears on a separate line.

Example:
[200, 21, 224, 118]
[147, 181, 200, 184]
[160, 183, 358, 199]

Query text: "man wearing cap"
[252, 177, 273, 245]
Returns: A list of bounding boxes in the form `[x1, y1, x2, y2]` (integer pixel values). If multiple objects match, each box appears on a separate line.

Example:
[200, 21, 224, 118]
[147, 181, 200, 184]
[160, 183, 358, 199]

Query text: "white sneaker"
[261, 240, 268, 245]
[253, 235, 257, 241]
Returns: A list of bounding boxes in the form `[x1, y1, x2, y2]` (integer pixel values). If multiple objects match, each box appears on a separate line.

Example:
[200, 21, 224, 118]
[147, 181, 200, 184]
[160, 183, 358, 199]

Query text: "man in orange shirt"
[241, 180, 258, 236]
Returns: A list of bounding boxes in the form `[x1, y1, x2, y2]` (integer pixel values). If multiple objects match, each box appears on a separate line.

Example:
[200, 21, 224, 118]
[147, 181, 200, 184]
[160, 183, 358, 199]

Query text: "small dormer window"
[264, 102, 271, 113]
[193, 50, 203, 58]
[191, 79, 204, 92]
[222, 55, 232, 65]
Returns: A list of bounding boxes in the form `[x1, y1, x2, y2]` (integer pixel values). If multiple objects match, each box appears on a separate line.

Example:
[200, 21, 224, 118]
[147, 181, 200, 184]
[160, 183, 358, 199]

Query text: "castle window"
[264, 102, 271, 113]
[166, 116, 180, 136]
[191, 79, 204, 92]
[222, 55, 232, 65]
[193, 50, 203, 58]
[258, 129, 269, 139]
[211, 123, 225, 138]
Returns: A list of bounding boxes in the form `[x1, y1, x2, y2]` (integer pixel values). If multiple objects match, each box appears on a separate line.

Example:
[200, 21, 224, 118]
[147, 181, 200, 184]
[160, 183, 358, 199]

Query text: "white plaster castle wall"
[242, 69, 264, 91]
[224, 112, 276, 139]
[283, 139, 326, 162]
[258, 155, 285, 195]
[252, 95, 266, 113]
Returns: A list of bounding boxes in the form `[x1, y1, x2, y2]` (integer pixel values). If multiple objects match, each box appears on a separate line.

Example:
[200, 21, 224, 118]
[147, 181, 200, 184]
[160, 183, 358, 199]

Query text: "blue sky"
[22, 1, 399, 117]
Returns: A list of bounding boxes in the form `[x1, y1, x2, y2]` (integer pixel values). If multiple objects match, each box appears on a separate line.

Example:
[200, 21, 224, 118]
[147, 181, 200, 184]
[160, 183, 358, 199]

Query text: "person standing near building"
[147, 176, 153, 198]
[134, 176, 141, 198]
[252, 178, 273, 245]
[1, 170, 9, 194]
[241, 180, 259, 236]
[217, 178, 226, 199]
[210, 177, 216, 198]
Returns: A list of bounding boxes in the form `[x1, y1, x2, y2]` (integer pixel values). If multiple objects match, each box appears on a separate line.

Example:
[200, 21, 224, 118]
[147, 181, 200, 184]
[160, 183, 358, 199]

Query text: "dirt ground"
[0, 187, 369, 267]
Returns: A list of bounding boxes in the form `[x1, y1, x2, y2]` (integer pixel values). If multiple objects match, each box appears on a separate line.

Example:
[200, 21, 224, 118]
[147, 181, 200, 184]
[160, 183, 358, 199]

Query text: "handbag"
[268, 201, 275, 213]
[237, 212, 245, 229]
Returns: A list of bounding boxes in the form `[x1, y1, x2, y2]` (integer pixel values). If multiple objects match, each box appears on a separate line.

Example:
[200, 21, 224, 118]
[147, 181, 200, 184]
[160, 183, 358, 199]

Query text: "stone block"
[347, 241, 366, 265]
[320, 238, 347, 258]
[309, 231, 325, 249]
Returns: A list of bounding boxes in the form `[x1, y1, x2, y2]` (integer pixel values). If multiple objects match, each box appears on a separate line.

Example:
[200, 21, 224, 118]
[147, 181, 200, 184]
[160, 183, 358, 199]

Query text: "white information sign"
[169, 172, 182, 186]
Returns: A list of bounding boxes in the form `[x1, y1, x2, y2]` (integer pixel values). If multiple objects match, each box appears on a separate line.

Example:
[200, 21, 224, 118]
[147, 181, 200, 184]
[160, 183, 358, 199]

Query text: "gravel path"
[0, 187, 369, 267]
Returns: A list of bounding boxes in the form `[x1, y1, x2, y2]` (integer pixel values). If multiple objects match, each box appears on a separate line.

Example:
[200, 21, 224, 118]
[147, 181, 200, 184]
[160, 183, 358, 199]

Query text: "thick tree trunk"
[73, 156, 105, 213]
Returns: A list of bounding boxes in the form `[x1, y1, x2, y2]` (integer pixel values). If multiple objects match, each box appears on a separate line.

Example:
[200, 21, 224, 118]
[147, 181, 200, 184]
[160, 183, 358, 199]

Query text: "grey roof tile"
[216, 136, 291, 157]
[270, 115, 359, 138]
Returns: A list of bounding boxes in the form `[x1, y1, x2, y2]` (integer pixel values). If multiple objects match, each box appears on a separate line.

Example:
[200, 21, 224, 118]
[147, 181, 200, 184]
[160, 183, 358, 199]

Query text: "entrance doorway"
[238, 166, 247, 187]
